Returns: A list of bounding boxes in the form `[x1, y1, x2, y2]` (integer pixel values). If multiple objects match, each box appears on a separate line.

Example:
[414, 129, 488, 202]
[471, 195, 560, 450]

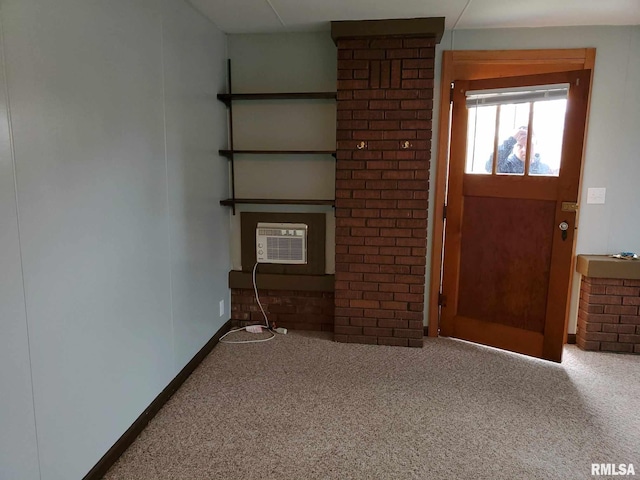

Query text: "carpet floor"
[103, 331, 640, 480]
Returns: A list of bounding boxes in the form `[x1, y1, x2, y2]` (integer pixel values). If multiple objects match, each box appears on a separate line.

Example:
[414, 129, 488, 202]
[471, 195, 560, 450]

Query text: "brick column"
[333, 36, 435, 347]
[577, 277, 640, 353]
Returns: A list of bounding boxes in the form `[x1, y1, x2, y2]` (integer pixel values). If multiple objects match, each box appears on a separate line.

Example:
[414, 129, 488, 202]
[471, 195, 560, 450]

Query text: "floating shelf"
[219, 149, 336, 158]
[219, 198, 335, 207]
[217, 92, 336, 106]
[217, 60, 337, 214]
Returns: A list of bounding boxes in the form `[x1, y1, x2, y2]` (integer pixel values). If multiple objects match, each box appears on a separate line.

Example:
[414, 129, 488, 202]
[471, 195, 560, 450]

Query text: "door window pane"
[465, 105, 496, 174]
[494, 103, 530, 176]
[465, 84, 568, 177]
[530, 99, 566, 176]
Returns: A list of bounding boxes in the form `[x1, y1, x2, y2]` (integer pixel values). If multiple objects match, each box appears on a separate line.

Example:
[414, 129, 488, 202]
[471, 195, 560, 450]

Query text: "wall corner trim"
[331, 17, 445, 44]
[82, 319, 233, 480]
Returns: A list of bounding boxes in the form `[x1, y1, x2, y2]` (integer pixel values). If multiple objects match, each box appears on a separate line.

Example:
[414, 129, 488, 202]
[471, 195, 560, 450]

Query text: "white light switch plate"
[219, 300, 225, 317]
[587, 187, 606, 204]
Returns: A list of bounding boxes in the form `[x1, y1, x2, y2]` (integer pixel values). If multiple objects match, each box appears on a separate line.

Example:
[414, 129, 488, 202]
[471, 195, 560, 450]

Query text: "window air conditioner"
[256, 222, 308, 265]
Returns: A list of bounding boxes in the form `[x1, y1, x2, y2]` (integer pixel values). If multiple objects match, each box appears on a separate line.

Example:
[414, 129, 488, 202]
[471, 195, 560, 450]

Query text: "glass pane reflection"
[465, 97, 567, 177]
[530, 99, 566, 176]
[465, 105, 496, 174]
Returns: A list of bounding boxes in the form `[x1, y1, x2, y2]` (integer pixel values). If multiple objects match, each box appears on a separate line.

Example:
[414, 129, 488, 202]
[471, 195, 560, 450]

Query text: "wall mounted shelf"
[219, 149, 336, 158]
[219, 198, 335, 207]
[217, 92, 336, 106]
[218, 59, 337, 214]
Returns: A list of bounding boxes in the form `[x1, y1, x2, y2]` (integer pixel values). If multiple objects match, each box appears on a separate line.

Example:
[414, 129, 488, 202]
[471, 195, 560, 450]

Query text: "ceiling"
[188, 0, 640, 34]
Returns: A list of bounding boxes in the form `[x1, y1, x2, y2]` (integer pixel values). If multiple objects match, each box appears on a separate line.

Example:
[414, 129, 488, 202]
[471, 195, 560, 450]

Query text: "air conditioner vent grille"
[256, 222, 308, 265]
[267, 237, 304, 261]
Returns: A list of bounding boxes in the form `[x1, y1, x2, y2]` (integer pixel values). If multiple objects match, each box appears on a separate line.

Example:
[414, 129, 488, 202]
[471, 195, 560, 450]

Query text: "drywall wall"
[227, 33, 337, 273]
[0, 0, 229, 478]
[0, 17, 40, 480]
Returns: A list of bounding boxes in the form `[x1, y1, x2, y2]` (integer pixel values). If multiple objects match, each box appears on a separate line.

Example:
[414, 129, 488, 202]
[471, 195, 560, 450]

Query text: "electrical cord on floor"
[219, 262, 276, 344]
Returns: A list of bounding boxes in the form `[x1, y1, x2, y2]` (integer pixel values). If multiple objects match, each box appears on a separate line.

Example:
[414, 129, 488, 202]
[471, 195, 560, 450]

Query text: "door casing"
[428, 49, 596, 340]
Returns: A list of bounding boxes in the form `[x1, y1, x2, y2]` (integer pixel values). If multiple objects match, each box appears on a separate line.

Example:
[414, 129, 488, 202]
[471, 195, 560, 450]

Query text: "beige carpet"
[103, 331, 640, 480]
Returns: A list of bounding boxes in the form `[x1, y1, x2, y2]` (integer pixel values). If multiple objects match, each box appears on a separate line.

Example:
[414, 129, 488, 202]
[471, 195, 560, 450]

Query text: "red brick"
[623, 279, 640, 286]
[397, 311, 423, 321]
[408, 338, 424, 348]
[334, 325, 363, 336]
[363, 254, 395, 265]
[349, 263, 380, 273]
[350, 299, 380, 309]
[401, 99, 432, 110]
[363, 308, 396, 319]
[402, 59, 432, 69]
[378, 337, 409, 347]
[418, 69, 435, 79]
[584, 331, 618, 342]
[402, 69, 419, 79]
[363, 291, 394, 301]
[352, 111, 384, 122]
[587, 278, 624, 285]
[380, 61, 391, 88]
[581, 292, 622, 305]
[353, 49, 385, 60]
[349, 317, 378, 328]
[385, 89, 420, 99]
[393, 328, 423, 339]
[585, 313, 620, 324]
[602, 324, 636, 334]
[620, 315, 640, 325]
[379, 283, 410, 293]
[352, 170, 382, 180]
[337, 100, 370, 111]
[364, 273, 394, 283]
[363, 327, 393, 337]
[349, 282, 379, 292]
[347, 335, 378, 345]
[390, 60, 401, 88]
[586, 323, 603, 332]
[418, 48, 435, 58]
[605, 286, 640, 296]
[604, 305, 638, 315]
[402, 79, 434, 89]
[364, 236, 396, 246]
[351, 227, 379, 237]
[601, 342, 634, 353]
[353, 90, 385, 100]
[623, 296, 640, 306]
[581, 282, 607, 294]
[619, 334, 640, 343]
[380, 265, 411, 275]
[367, 219, 397, 228]
[369, 100, 400, 110]
[378, 319, 409, 329]
[403, 38, 436, 48]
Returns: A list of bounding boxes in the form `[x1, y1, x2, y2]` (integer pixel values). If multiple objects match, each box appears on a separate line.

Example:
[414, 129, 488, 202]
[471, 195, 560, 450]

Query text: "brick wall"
[333, 36, 435, 347]
[577, 277, 640, 354]
[231, 289, 334, 332]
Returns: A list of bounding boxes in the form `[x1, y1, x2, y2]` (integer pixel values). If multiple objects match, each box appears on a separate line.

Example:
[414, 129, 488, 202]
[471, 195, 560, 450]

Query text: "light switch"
[587, 187, 606, 204]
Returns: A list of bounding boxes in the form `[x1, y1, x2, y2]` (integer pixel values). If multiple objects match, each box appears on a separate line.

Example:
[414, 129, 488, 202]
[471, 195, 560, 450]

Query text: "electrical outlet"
[219, 300, 224, 318]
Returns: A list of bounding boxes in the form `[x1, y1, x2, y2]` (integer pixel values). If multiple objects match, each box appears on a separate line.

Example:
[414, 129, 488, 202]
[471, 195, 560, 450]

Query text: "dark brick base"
[577, 277, 640, 354]
[231, 289, 334, 332]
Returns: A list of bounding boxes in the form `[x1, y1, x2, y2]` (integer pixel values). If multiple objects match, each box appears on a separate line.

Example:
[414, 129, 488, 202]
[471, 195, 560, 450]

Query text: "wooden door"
[440, 70, 591, 362]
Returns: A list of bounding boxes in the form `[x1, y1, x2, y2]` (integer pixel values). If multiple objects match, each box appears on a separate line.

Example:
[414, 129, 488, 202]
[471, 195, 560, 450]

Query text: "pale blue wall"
[0, 0, 229, 478]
